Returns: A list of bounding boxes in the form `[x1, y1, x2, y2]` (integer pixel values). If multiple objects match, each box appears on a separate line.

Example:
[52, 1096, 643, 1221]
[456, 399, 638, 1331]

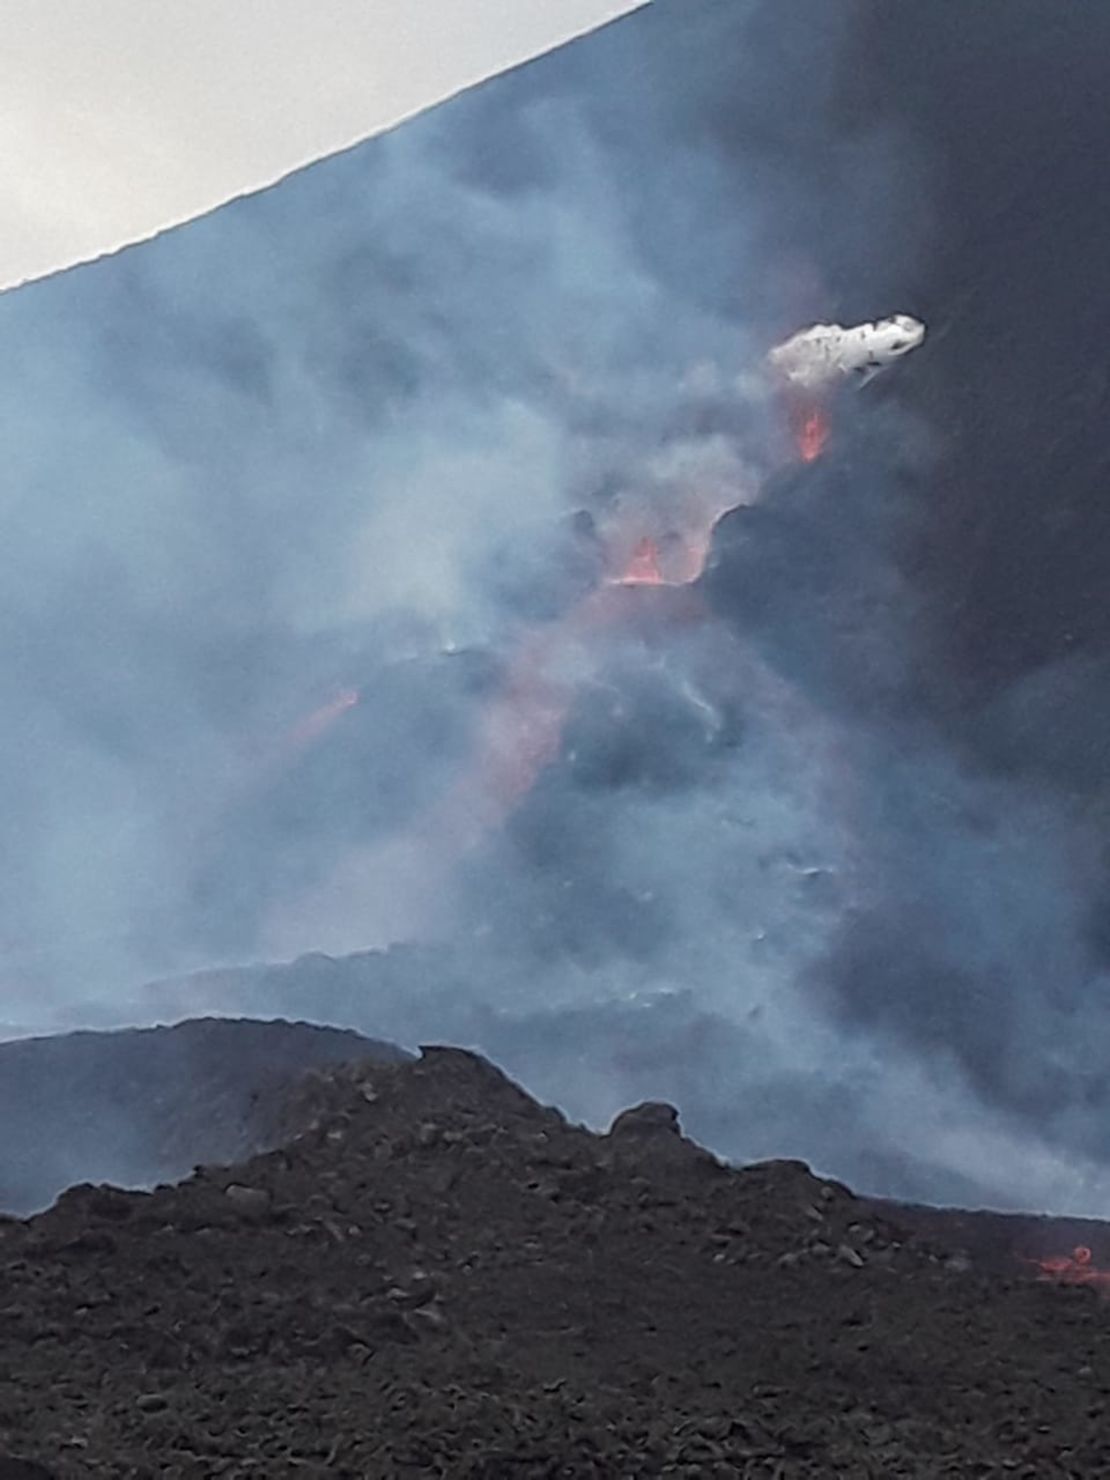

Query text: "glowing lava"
[1028, 1245, 1110, 1290]
[618, 536, 665, 586]
[269, 482, 727, 892]
[798, 406, 830, 463]
[410, 557, 710, 852]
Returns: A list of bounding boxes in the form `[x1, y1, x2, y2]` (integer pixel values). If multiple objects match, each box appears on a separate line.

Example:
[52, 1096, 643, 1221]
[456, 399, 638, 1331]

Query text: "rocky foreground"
[0, 1018, 409, 1215]
[0, 1046, 1108, 1478]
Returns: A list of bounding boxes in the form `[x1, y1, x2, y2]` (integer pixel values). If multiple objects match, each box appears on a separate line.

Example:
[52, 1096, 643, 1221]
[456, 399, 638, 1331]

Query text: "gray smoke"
[0, 0, 781, 991]
[4, 0, 1110, 1215]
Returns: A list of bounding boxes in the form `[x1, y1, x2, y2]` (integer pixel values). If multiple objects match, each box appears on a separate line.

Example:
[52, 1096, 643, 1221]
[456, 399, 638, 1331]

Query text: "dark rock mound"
[0, 1016, 409, 1215]
[5, 1045, 1086, 1477]
[608, 1100, 682, 1137]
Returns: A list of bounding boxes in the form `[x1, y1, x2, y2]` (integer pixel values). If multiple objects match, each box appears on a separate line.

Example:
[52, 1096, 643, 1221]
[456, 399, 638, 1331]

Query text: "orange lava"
[270, 511, 716, 885]
[1029, 1246, 1110, 1289]
[459, 520, 720, 820]
[617, 536, 665, 586]
[780, 387, 832, 465]
[798, 407, 830, 463]
[462, 520, 717, 820]
[412, 570, 709, 851]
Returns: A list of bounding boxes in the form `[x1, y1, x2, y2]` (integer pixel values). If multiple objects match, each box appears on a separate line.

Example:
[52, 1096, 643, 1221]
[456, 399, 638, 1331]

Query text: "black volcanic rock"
[0, 1017, 408, 1215]
[608, 1100, 682, 1137]
[0, 1046, 1107, 1476]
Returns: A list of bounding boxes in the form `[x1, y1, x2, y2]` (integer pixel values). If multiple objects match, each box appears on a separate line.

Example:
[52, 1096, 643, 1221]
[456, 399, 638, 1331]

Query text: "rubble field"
[0, 1043, 1107, 1478]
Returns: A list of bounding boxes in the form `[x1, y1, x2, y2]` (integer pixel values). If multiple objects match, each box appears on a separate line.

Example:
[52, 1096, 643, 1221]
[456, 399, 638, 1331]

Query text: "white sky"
[0, 1, 646, 291]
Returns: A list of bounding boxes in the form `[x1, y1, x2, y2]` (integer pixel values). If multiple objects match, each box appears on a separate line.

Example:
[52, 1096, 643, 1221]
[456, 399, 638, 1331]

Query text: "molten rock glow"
[617, 536, 666, 586]
[1031, 1246, 1110, 1290]
[797, 407, 831, 463]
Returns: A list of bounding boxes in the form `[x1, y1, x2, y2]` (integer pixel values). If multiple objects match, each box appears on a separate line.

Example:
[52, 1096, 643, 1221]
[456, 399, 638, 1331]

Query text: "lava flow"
[266, 371, 825, 837]
[1028, 1245, 1110, 1290]
[616, 535, 665, 586]
[797, 406, 830, 463]
[407, 529, 711, 851]
[282, 359, 840, 805]
[267, 374, 827, 864]
[783, 395, 831, 464]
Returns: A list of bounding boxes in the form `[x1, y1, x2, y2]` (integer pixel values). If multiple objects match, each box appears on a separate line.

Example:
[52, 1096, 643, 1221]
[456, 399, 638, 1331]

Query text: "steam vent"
[4, 1, 1110, 1473]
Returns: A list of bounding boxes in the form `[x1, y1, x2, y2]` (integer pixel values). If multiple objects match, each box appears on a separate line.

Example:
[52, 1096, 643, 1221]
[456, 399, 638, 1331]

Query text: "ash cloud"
[4, 0, 1110, 1214]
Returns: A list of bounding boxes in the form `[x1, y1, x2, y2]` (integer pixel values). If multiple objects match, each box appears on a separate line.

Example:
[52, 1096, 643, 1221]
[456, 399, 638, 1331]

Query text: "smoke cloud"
[5, 0, 1110, 1216]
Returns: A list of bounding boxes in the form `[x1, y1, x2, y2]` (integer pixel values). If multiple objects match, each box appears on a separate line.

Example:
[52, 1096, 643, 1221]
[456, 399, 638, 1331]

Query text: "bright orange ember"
[618, 536, 665, 586]
[1029, 1245, 1110, 1290]
[798, 407, 830, 463]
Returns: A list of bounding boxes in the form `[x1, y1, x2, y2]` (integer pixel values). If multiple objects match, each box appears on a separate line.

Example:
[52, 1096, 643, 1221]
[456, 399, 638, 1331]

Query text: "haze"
[0, 0, 645, 290]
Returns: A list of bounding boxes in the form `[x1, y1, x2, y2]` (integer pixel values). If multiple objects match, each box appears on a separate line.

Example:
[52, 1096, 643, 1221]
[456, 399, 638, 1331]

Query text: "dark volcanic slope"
[0, 1018, 408, 1215]
[1, 1048, 1108, 1479]
[853, 0, 1110, 694]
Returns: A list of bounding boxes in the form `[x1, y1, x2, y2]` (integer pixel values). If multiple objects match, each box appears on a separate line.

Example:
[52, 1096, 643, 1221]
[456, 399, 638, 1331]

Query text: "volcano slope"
[0, 1018, 409, 1216]
[1, 1048, 1108, 1478]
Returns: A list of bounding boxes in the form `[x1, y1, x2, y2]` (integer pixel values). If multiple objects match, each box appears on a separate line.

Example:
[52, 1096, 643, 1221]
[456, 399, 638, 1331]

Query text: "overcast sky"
[0, 0, 645, 291]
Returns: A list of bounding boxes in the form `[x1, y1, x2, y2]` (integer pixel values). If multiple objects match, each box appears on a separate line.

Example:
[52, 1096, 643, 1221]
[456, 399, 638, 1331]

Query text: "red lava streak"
[269, 512, 715, 907]
[618, 536, 665, 586]
[1029, 1246, 1110, 1290]
[797, 407, 830, 463]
